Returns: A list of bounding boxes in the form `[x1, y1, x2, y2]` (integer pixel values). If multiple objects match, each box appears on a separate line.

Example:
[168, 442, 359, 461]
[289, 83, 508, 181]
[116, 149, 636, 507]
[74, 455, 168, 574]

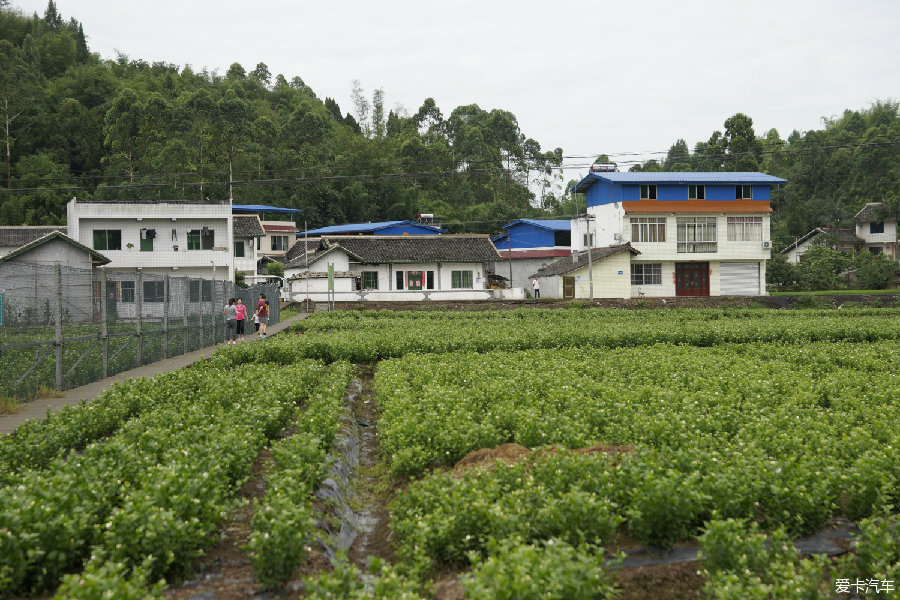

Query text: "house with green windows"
[66, 197, 234, 281]
[282, 235, 503, 302]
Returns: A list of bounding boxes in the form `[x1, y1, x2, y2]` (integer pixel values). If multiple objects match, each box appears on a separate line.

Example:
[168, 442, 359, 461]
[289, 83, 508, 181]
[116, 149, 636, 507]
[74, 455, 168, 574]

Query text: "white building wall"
[233, 236, 259, 274]
[572, 252, 632, 299]
[66, 200, 233, 281]
[491, 257, 562, 290]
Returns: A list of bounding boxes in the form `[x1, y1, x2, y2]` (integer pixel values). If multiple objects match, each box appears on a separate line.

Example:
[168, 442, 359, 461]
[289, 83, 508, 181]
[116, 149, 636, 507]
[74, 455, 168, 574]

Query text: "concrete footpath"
[0, 313, 309, 435]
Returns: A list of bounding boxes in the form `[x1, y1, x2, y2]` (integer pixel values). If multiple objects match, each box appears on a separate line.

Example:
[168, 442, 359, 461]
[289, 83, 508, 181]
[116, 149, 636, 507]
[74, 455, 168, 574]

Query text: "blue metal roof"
[300, 220, 445, 236]
[501, 219, 571, 232]
[574, 171, 787, 192]
[232, 204, 303, 214]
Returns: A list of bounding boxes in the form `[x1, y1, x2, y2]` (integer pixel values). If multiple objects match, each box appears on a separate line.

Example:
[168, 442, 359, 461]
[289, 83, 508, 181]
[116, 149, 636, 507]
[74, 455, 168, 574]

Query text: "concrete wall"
[287, 289, 500, 302]
[233, 235, 259, 274]
[491, 257, 561, 290]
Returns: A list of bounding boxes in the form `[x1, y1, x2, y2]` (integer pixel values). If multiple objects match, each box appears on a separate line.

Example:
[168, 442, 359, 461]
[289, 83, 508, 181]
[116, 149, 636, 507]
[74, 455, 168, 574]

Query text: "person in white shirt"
[532, 277, 540, 299]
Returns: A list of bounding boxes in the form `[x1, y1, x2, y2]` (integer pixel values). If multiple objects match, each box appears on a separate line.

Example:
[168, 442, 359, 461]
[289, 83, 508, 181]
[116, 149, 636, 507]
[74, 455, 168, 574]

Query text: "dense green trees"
[0, 3, 560, 230]
[0, 2, 896, 241]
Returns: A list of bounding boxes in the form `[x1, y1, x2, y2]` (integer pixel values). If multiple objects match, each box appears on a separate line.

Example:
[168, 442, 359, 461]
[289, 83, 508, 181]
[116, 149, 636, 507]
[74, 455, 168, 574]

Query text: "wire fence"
[0, 263, 280, 397]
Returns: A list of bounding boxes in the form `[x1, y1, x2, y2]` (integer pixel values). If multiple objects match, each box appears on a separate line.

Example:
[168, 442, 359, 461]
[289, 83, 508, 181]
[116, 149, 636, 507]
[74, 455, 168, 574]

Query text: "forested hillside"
[0, 1, 897, 247]
[0, 2, 562, 231]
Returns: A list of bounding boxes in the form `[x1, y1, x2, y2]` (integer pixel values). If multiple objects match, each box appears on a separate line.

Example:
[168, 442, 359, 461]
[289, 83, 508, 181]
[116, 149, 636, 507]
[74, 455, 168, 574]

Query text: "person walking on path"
[235, 298, 247, 341]
[224, 298, 238, 344]
[532, 277, 541, 299]
[255, 293, 269, 338]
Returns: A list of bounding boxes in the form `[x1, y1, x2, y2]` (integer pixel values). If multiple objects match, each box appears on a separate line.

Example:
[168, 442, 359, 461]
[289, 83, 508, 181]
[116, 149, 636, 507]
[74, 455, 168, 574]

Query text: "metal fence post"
[198, 279, 204, 348]
[135, 271, 143, 368]
[55, 264, 63, 391]
[183, 277, 189, 355]
[163, 275, 169, 359]
[100, 269, 108, 379]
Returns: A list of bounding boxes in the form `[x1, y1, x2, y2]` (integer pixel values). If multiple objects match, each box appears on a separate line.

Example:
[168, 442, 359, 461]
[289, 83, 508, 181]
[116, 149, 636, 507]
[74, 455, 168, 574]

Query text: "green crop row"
[699, 515, 900, 599]
[382, 341, 900, 573]
[249, 362, 353, 589]
[0, 360, 347, 598]
[280, 308, 900, 363]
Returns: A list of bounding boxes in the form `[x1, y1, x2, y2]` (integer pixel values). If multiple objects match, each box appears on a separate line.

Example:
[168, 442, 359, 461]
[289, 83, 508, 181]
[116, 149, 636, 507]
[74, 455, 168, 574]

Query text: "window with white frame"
[677, 217, 717, 253]
[631, 263, 662, 285]
[688, 185, 705, 200]
[736, 185, 752, 200]
[640, 184, 657, 200]
[451, 270, 473, 289]
[187, 229, 214, 250]
[727, 217, 762, 241]
[271, 235, 289, 251]
[631, 217, 666, 242]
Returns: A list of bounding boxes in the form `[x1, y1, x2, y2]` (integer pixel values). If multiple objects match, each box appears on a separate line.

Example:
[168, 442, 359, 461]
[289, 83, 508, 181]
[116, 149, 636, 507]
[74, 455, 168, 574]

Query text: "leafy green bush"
[463, 539, 617, 600]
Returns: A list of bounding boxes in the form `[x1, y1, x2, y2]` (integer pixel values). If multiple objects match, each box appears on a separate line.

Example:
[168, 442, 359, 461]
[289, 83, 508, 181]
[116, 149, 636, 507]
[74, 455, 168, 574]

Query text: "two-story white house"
[66, 198, 234, 281]
[232, 215, 265, 277]
[536, 172, 786, 298]
[232, 204, 301, 261]
[854, 202, 897, 260]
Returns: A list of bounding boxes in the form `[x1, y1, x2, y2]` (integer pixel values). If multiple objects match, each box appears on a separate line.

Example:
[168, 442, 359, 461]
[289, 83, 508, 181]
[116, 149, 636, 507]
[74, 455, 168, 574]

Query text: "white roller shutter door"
[720, 262, 760, 296]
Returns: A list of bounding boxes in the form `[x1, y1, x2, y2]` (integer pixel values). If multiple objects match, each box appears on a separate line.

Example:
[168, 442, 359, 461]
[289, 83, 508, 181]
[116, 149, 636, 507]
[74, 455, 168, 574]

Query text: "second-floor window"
[187, 229, 214, 250]
[677, 217, 717, 253]
[688, 185, 705, 200]
[870, 222, 885, 234]
[640, 184, 657, 200]
[234, 241, 245, 258]
[736, 185, 752, 199]
[631, 217, 666, 242]
[271, 236, 289, 251]
[93, 229, 121, 251]
[727, 217, 762, 241]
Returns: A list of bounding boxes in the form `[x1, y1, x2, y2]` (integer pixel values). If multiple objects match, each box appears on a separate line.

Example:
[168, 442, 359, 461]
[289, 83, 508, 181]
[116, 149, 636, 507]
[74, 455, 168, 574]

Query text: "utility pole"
[304, 220, 309, 311]
[507, 233, 513, 291]
[585, 213, 594, 302]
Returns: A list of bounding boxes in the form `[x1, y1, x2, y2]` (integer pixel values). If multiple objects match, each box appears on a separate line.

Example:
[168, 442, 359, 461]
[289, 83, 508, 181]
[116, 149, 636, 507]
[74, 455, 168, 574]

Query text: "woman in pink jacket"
[235, 298, 248, 341]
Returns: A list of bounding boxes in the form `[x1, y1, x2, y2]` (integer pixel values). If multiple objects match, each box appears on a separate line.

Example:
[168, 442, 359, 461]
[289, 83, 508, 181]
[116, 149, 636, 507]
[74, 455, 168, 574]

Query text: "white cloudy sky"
[10, 0, 900, 174]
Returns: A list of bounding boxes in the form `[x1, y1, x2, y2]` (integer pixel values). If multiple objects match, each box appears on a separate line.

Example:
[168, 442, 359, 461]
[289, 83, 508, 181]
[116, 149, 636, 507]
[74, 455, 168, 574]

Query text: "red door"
[675, 263, 710, 296]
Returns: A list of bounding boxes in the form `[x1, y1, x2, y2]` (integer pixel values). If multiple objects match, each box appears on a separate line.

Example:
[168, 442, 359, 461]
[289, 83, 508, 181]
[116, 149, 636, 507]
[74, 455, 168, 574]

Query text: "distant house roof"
[233, 215, 265, 237]
[535, 244, 640, 278]
[300, 220, 445, 236]
[232, 204, 302, 214]
[0, 231, 110, 266]
[854, 202, 893, 223]
[502, 219, 571, 231]
[496, 249, 573, 260]
[0, 226, 67, 248]
[574, 171, 787, 192]
[780, 228, 864, 254]
[285, 235, 500, 269]
[492, 219, 571, 245]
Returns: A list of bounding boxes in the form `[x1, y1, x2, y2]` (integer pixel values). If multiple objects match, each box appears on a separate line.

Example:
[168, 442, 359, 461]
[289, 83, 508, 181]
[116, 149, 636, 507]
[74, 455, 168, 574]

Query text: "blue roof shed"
[299, 220, 445, 237]
[492, 219, 572, 249]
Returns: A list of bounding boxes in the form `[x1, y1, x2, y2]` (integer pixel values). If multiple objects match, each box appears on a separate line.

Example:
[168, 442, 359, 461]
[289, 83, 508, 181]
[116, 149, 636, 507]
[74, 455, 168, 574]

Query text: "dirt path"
[347, 365, 396, 567]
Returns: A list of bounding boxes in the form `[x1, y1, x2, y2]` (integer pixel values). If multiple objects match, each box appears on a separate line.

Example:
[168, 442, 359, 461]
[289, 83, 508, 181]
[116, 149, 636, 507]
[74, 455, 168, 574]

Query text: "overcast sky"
[10, 0, 900, 176]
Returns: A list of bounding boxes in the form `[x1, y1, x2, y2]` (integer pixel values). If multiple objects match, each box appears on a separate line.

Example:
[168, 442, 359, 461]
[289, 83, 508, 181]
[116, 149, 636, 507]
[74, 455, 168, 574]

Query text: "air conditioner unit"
[613, 232, 622, 241]
[762, 241, 771, 249]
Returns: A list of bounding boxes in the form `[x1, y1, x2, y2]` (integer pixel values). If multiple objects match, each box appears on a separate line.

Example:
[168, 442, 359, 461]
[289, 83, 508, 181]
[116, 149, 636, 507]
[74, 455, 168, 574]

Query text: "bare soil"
[614, 561, 705, 600]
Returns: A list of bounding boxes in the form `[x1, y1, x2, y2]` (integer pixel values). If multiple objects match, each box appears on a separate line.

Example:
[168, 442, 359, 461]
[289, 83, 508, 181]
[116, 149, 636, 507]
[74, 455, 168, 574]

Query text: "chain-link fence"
[0, 263, 280, 397]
